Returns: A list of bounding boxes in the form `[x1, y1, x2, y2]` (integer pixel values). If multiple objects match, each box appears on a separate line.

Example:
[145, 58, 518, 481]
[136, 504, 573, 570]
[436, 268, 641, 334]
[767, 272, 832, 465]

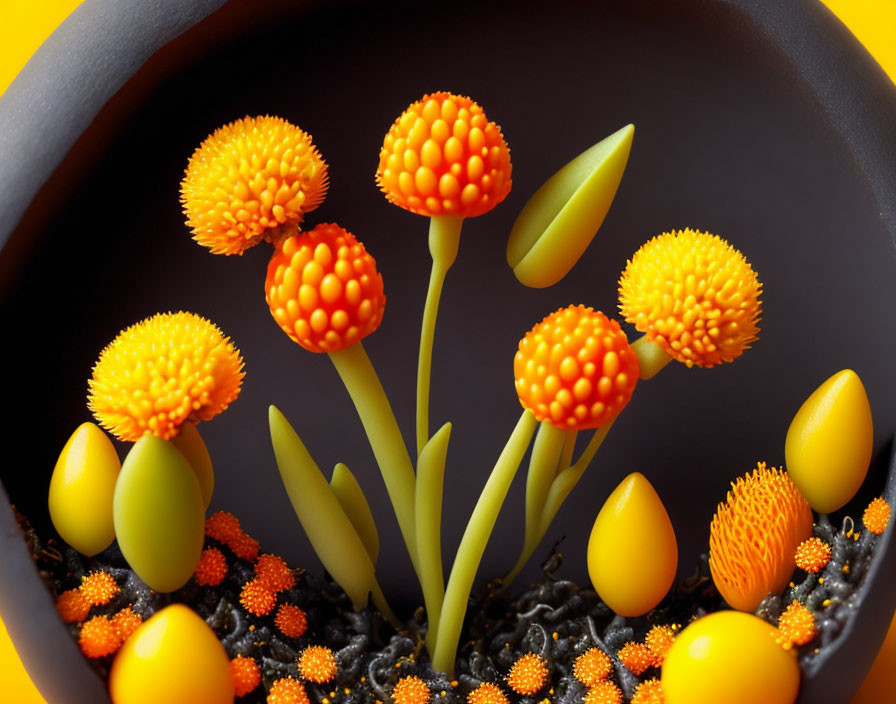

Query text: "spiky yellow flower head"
[256, 553, 296, 593]
[572, 647, 613, 687]
[514, 306, 639, 429]
[631, 679, 664, 704]
[88, 312, 244, 441]
[194, 547, 228, 587]
[79, 615, 121, 658]
[864, 497, 891, 535]
[392, 676, 432, 704]
[240, 577, 277, 617]
[777, 600, 817, 649]
[505, 653, 549, 696]
[583, 680, 622, 704]
[377, 92, 511, 218]
[268, 677, 310, 704]
[298, 645, 338, 683]
[618, 228, 761, 368]
[794, 537, 832, 574]
[709, 462, 813, 611]
[181, 115, 328, 255]
[467, 682, 509, 704]
[266, 223, 386, 353]
[111, 607, 143, 642]
[56, 589, 91, 623]
[275, 603, 308, 639]
[231, 655, 261, 697]
[617, 641, 653, 676]
[79, 570, 120, 607]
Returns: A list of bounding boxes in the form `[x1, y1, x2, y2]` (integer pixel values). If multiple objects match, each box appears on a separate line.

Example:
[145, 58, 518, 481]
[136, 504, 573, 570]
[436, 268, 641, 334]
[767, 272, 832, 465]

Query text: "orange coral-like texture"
[631, 679, 664, 704]
[505, 653, 549, 696]
[267, 677, 310, 704]
[572, 648, 612, 687]
[583, 680, 622, 704]
[266, 223, 385, 353]
[617, 641, 653, 676]
[709, 463, 813, 611]
[794, 537, 832, 574]
[275, 603, 308, 639]
[298, 645, 337, 684]
[619, 228, 761, 368]
[111, 608, 143, 642]
[79, 571, 120, 607]
[514, 305, 638, 429]
[863, 497, 891, 535]
[182, 115, 328, 255]
[376, 92, 512, 218]
[194, 547, 228, 586]
[777, 600, 817, 649]
[79, 616, 121, 658]
[56, 588, 91, 623]
[255, 553, 296, 593]
[644, 625, 677, 667]
[467, 682, 509, 704]
[240, 578, 277, 617]
[88, 312, 244, 441]
[231, 655, 261, 697]
[392, 676, 432, 704]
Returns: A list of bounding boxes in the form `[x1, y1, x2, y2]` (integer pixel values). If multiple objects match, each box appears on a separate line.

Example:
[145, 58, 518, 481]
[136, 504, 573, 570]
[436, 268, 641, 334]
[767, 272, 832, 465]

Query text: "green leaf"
[331, 463, 380, 565]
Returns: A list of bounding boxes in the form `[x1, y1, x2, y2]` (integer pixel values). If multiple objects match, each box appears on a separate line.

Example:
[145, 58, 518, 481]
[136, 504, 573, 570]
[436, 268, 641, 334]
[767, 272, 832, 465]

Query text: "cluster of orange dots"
[195, 547, 228, 586]
[392, 675, 432, 704]
[240, 578, 278, 617]
[467, 682, 509, 704]
[267, 676, 310, 704]
[777, 601, 817, 649]
[79, 570, 120, 606]
[572, 648, 613, 687]
[78, 607, 143, 659]
[275, 603, 309, 638]
[298, 645, 338, 684]
[505, 653, 549, 696]
[266, 223, 386, 353]
[230, 655, 262, 697]
[206, 511, 259, 562]
[863, 497, 891, 535]
[644, 624, 677, 667]
[631, 679, 664, 704]
[617, 642, 653, 676]
[514, 306, 639, 430]
[794, 537, 832, 574]
[376, 92, 512, 218]
[256, 554, 297, 592]
[583, 680, 622, 704]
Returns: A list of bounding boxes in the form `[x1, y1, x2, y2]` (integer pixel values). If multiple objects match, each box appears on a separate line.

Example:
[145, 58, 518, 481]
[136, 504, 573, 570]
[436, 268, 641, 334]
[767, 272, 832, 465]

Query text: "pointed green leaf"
[331, 463, 380, 565]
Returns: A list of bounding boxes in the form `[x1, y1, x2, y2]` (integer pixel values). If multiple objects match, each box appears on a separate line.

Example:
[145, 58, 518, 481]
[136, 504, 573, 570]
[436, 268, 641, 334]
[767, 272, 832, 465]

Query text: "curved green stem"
[417, 215, 464, 456]
[431, 410, 538, 675]
[631, 334, 673, 379]
[329, 342, 420, 577]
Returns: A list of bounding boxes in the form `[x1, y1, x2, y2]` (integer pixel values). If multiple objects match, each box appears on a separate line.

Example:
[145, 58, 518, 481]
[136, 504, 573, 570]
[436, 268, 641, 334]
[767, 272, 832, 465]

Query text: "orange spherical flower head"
[863, 497, 891, 535]
[268, 677, 310, 704]
[505, 653, 549, 696]
[88, 312, 244, 442]
[56, 588, 91, 624]
[79, 616, 122, 658]
[206, 510, 243, 545]
[392, 676, 431, 704]
[231, 655, 262, 697]
[618, 228, 762, 368]
[181, 115, 328, 255]
[572, 647, 613, 687]
[644, 624, 677, 667]
[794, 537, 832, 574]
[298, 645, 338, 684]
[617, 641, 653, 676]
[79, 570, 120, 607]
[467, 682, 509, 704]
[275, 603, 309, 638]
[709, 462, 813, 612]
[195, 547, 228, 586]
[232, 531, 261, 563]
[777, 600, 817, 649]
[514, 305, 639, 429]
[376, 92, 512, 218]
[256, 553, 297, 592]
[111, 607, 143, 642]
[266, 223, 386, 353]
[240, 578, 277, 617]
[583, 680, 622, 704]
[631, 679, 664, 704]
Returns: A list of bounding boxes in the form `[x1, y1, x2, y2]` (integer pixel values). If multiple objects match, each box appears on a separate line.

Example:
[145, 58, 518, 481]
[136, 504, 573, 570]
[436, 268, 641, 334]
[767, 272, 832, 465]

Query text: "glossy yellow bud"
[171, 422, 214, 509]
[113, 436, 205, 592]
[587, 472, 677, 617]
[661, 611, 799, 704]
[48, 422, 121, 556]
[109, 604, 234, 704]
[785, 369, 873, 513]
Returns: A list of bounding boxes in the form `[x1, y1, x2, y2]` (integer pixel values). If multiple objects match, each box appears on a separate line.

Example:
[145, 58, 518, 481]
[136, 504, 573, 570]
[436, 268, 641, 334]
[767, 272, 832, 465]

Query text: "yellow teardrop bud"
[48, 422, 121, 556]
[785, 369, 873, 513]
[171, 422, 214, 509]
[587, 472, 677, 617]
[109, 604, 234, 704]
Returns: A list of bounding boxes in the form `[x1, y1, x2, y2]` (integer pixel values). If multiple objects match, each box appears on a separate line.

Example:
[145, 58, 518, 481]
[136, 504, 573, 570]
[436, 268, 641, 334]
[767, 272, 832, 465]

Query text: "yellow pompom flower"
[181, 115, 328, 255]
[618, 228, 761, 368]
[863, 497, 891, 535]
[777, 600, 817, 649]
[794, 537, 831, 574]
[505, 653, 549, 696]
[88, 312, 244, 442]
[709, 462, 813, 611]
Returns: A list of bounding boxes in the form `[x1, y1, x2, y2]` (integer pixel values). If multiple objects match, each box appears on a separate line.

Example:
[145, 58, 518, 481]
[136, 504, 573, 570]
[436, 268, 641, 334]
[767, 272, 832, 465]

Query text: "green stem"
[631, 334, 673, 379]
[558, 429, 577, 475]
[417, 215, 464, 456]
[431, 410, 538, 675]
[329, 342, 420, 577]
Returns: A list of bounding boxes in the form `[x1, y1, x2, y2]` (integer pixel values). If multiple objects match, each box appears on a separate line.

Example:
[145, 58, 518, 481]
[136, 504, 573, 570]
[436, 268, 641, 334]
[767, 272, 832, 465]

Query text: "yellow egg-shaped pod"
[109, 604, 234, 704]
[785, 369, 873, 513]
[661, 611, 800, 704]
[171, 422, 214, 509]
[587, 472, 678, 617]
[113, 436, 205, 592]
[48, 422, 121, 556]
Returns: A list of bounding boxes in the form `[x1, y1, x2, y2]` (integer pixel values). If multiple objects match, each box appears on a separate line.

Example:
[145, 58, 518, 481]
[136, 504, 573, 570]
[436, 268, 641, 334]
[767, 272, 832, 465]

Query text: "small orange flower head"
[111, 607, 143, 642]
[88, 312, 244, 441]
[644, 625, 677, 667]
[514, 305, 638, 429]
[864, 497, 891, 535]
[231, 531, 261, 563]
[268, 677, 310, 704]
[617, 641, 653, 676]
[256, 553, 296, 592]
[240, 578, 277, 617]
[275, 603, 309, 638]
[266, 223, 386, 353]
[777, 600, 817, 649]
[205, 510, 243, 545]
[195, 547, 228, 586]
[231, 655, 262, 697]
[467, 682, 509, 704]
[79, 570, 120, 606]
[631, 679, 664, 704]
[377, 92, 511, 218]
[583, 680, 622, 704]
[182, 115, 328, 255]
[79, 616, 122, 658]
[505, 653, 549, 696]
[572, 647, 613, 687]
[56, 589, 91, 623]
[298, 645, 338, 683]
[619, 228, 761, 368]
[392, 676, 431, 704]
[794, 537, 832, 574]
[709, 462, 813, 611]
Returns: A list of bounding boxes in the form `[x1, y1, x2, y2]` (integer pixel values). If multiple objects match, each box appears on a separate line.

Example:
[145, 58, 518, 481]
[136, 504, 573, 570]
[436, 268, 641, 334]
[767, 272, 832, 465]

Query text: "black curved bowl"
[2, 1, 896, 702]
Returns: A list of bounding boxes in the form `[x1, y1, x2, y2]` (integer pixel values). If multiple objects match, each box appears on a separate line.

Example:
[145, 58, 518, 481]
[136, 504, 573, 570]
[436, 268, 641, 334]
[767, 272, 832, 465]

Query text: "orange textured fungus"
[864, 497, 891, 535]
[392, 676, 432, 704]
[267, 677, 310, 704]
[231, 655, 262, 697]
[631, 679, 664, 704]
[206, 511, 244, 545]
[298, 645, 338, 684]
[240, 578, 277, 617]
[583, 680, 623, 704]
[79, 571, 120, 607]
[255, 553, 296, 592]
[794, 537, 832, 574]
[56, 589, 91, 624]
[617, 641, 653, 676]
[505, 653, 549, 696]
[466, 682, 509, 704]
[644, 625, 677, 667]
[195, 547, 228, 586]
[79, 616, 122, 658]
[572, 647, 613, 687]
[777, 601, 817, 649]
[111, 607, 143, 642]
[275, 603, 309, 639]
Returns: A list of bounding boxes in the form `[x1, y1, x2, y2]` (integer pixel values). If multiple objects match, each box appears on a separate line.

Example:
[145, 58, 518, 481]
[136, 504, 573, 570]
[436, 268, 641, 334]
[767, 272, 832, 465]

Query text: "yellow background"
[0, 0, 894, 702]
